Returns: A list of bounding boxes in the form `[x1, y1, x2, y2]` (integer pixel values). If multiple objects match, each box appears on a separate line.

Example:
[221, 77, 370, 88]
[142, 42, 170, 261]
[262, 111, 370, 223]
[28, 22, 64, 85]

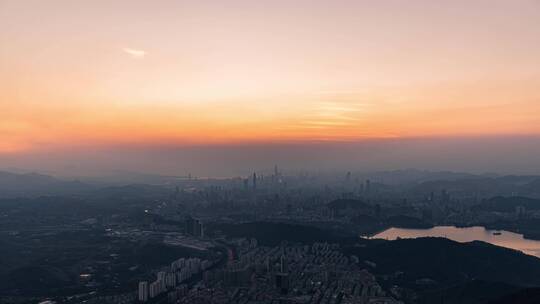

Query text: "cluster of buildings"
[138, 257, 215, 302]
[163, 240, 402, 304]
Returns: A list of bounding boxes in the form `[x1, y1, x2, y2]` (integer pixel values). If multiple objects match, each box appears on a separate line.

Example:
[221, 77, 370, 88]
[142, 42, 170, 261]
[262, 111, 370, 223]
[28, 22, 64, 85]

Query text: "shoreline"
[364, 223, 540, 242]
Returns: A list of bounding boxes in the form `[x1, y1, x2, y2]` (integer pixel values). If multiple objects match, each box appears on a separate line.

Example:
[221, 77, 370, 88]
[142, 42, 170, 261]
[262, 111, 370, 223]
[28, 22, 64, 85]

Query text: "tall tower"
[280, 255, 288, 273]
[252, 173, 257, 189]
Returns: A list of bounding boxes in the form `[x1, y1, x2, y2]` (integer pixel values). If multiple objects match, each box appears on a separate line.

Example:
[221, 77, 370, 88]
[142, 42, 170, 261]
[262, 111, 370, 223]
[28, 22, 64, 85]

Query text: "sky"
[1, 0, 540, 176]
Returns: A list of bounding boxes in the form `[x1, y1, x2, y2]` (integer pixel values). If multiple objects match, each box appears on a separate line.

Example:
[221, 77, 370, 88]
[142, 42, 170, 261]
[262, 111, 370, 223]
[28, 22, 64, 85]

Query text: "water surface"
[371, 226, 540, 258]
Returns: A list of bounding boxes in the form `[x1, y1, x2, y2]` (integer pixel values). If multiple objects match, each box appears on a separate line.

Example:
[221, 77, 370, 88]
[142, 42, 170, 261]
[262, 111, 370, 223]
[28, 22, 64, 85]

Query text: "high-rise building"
[174, 186, 180, 199]
[280, 255, 288, 273]
[252, 173, 257, 189]
[516, 205, 527, 219]
[138, 281, 148, 302]
[193, 219, 204, 238]
[149, 281, 159, 298]
[184, 215, 195, 235]
[184, 216, 204, 238]
[199, 221, 204, 238]
[157, 271, 167, 281]
[165, 272, 177, 287]
[149, 279, 166, 298]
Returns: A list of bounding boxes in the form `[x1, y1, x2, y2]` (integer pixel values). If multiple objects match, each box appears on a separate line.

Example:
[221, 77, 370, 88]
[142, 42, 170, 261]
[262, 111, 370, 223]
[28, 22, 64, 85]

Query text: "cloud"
[122, 47, 146, 59]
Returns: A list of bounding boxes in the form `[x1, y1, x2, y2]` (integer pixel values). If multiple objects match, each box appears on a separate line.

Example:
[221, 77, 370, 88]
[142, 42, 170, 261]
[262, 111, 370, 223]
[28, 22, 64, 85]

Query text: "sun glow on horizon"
[1, 0, 540, 154]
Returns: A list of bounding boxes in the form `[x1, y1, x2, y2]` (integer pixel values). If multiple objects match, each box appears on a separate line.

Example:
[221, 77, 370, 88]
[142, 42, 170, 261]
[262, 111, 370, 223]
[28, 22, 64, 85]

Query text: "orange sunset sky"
[1, 0, 540, 156]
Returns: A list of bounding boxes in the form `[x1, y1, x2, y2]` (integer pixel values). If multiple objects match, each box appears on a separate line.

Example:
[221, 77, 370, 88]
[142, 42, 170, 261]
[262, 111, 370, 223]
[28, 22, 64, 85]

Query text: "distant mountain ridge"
[473, 196, 540, 212]
[408, 175, 540, 199]
[362, 169, 483, 185]
[0, 171, 91, 198]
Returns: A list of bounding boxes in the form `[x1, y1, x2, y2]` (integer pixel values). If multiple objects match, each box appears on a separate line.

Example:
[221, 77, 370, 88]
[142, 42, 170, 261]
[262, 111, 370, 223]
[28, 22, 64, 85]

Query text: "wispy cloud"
[290, 101, 369, 133]
[122, 47, 146, 59]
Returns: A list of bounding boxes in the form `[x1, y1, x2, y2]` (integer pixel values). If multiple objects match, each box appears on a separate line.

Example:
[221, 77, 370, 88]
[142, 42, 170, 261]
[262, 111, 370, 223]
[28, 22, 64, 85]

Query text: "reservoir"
[371, 226, 540, 258]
